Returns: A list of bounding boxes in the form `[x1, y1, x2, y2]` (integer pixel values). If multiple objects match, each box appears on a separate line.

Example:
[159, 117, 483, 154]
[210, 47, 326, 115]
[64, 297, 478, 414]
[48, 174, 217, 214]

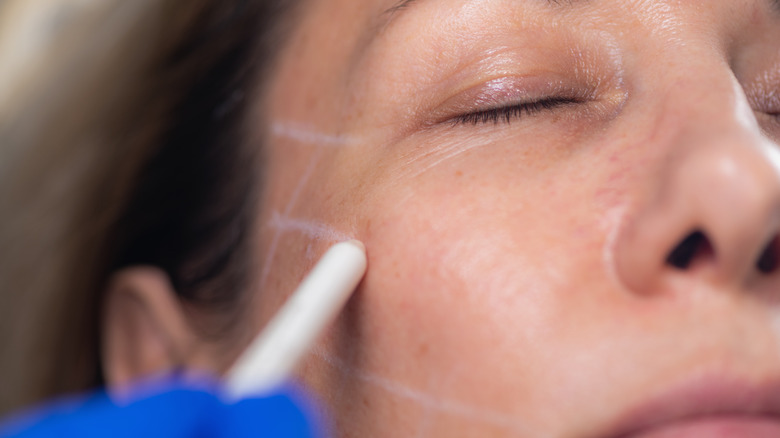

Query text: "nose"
[613, 82, 780, 294]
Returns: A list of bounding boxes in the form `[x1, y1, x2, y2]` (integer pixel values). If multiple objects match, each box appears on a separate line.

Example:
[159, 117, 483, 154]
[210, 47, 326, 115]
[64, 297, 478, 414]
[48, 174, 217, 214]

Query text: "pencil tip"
[346, 239, 365, 251]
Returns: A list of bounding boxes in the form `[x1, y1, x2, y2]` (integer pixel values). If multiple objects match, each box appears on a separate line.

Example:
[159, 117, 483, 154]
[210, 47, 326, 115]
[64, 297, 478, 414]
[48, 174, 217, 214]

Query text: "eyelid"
[429, 75, 596, 125]
[451, 97, 582, 125]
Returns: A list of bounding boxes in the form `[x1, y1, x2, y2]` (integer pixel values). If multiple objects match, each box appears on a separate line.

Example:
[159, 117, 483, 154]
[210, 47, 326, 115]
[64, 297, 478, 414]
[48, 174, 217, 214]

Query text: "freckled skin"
[243, 1, 780, 437]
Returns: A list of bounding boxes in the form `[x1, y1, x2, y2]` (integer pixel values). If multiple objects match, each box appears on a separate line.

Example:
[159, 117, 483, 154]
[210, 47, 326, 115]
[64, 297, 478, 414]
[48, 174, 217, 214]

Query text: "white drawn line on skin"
[311, 348, 534, 436]
[388, 137, 494, 184]
[271, 121, 357, 147]
[602, 205, 629, 292]
[770, 311, 780, 361]
[258, 149, 323, 290]
[269, 212, 352, 242]
[410, 141, 490, 178]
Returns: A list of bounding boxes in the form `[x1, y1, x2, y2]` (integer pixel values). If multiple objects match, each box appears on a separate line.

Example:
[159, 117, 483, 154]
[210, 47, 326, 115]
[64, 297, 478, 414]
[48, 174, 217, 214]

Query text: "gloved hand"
[0, 376, 326, 438]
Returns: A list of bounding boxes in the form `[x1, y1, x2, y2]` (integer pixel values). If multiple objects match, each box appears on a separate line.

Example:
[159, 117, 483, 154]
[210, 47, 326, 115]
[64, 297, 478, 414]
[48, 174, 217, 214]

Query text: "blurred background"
[0, 0, 160, 415]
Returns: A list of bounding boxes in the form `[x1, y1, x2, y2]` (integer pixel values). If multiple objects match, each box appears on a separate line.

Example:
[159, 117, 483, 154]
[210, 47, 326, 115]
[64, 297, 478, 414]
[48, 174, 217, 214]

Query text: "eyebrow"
[384, 0, 780, 22]
[384, 0, 584, 21]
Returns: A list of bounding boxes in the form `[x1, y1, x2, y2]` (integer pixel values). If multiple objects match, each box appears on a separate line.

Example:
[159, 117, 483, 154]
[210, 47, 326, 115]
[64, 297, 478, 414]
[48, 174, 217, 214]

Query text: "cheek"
[346, 161, 621, 415]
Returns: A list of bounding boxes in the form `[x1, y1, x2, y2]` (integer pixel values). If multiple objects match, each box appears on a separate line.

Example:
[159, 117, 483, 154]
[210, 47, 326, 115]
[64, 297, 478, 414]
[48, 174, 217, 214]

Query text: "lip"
[603, 376, 780, 438]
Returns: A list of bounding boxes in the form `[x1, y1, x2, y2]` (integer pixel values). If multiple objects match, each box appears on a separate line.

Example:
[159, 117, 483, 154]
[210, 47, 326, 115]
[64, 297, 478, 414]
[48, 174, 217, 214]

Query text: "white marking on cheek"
[602, 205, 630, 291]
[415, 141, 487, 175]
[388, 135, 494, 184]
[269, 212, 353, 243]
[258, 150, 323, 289]
[271, 121, 357, 147]
[311, 348, 537, 436]
[771, 313, 780, 356]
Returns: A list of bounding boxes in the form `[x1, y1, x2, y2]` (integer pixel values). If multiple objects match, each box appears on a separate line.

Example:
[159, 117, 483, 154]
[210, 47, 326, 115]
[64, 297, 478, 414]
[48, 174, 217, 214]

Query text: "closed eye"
[452, 97, 581, 126]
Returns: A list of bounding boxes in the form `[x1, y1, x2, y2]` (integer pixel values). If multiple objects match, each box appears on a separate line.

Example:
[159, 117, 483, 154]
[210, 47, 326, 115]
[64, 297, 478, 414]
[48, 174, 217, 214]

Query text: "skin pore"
[104, 0, 780, 437]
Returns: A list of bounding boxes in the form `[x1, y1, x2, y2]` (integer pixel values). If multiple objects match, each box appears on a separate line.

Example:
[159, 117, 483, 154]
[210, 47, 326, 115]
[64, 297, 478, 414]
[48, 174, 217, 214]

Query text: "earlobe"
[101, 266, 197, 389]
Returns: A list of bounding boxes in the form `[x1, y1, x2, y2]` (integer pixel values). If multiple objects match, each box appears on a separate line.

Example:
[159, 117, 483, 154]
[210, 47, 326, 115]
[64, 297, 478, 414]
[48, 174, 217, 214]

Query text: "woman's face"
[250, 0, 780, 436]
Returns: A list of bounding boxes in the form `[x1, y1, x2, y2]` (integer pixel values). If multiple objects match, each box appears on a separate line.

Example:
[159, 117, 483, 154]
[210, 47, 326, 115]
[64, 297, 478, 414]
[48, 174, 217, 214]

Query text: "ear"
[101, 266, 197, 389]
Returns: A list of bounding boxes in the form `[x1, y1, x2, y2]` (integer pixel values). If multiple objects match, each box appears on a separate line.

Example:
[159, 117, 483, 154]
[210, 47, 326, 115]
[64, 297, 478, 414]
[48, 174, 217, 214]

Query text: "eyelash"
[452, 97, 581, 126]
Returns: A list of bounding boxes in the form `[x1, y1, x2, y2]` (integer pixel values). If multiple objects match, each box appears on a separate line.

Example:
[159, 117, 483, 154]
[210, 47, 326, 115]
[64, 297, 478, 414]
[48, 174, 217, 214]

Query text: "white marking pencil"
[224, 240, 367, 400]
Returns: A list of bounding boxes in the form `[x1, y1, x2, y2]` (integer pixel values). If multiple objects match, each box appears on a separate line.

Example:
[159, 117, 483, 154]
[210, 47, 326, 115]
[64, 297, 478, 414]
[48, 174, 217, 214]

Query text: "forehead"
[278, 0, 776, 82]
[266, 0, 778, 130]
[296, 0, 779, 32]
[287, 0, 777, 60]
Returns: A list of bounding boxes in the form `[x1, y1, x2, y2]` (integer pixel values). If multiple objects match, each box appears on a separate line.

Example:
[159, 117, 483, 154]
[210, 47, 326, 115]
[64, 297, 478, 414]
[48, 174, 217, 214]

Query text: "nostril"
[666, 230, 713, 270]
[757, 236, 779, 274]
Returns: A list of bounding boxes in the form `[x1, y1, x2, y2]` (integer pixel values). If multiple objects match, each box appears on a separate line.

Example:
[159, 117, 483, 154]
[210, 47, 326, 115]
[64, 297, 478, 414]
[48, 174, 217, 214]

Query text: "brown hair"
[0, 0, 297, 415]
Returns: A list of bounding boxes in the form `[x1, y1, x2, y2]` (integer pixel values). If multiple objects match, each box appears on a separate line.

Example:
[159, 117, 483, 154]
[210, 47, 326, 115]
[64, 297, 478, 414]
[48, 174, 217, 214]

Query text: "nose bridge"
[661, 68, 757, 144]
[613, 68, 780, 293]
[662, 72, 780, 221]
[658, 70, 780, 222]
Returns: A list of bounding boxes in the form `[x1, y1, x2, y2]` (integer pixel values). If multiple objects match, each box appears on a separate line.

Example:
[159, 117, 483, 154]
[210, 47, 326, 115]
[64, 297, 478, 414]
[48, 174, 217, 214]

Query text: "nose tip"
[613, 135, 780, 294]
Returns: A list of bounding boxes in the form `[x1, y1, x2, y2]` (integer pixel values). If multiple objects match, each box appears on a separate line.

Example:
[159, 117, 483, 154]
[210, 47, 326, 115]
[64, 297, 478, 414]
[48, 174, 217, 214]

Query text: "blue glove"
[0, 377, 327, 438]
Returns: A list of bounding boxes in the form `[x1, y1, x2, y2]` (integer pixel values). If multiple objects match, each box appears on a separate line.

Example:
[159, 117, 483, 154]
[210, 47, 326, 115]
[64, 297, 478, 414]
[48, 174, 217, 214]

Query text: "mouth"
[605, 377, 780, 438]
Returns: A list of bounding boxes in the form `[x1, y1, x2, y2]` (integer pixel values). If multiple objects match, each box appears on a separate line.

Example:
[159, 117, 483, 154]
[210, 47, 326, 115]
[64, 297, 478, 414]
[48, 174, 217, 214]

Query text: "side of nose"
[613, 86, 780, 294]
